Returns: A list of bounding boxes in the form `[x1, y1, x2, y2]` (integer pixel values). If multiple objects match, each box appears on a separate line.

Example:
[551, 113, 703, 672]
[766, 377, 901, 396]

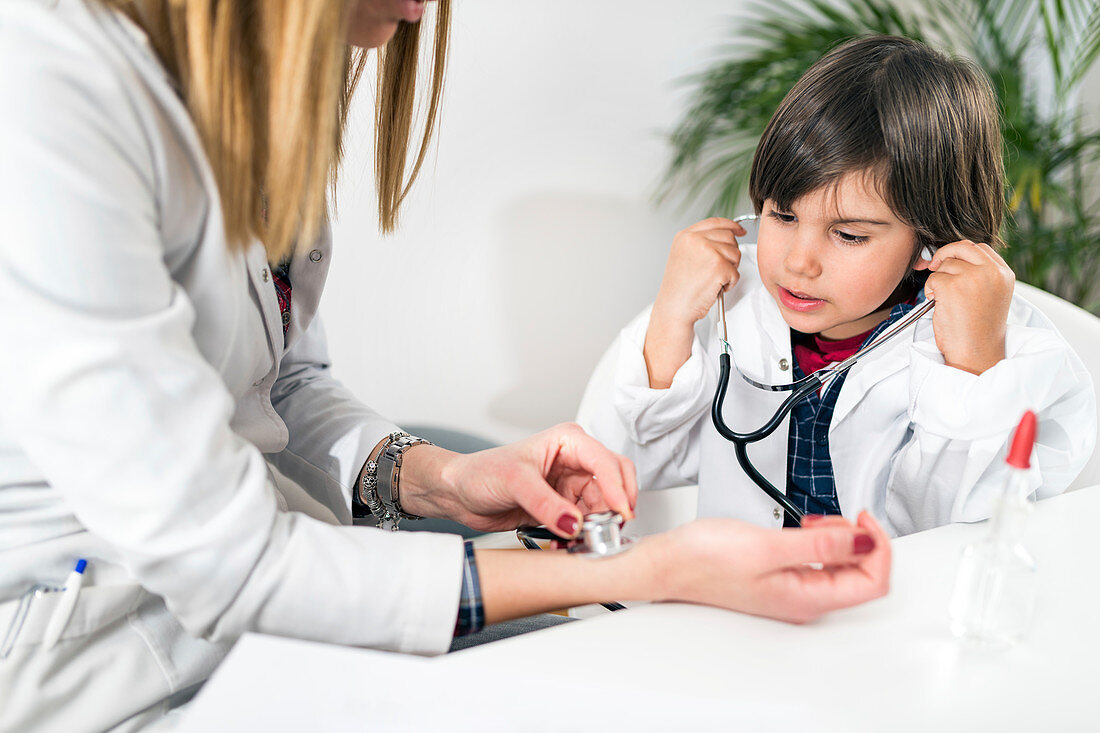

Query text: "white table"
[182, 488, 1100, 732]
[447, 487, 1100, 731]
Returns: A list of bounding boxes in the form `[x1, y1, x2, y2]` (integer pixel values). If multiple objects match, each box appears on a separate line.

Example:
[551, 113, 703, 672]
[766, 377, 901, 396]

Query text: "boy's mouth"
[777, 286, 827, 313]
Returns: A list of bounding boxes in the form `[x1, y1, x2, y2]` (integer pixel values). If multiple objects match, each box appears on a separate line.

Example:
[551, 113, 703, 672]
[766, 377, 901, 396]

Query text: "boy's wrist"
[942, 339, 1005, 376]
[650, 297, 697, 334]
[644, 308, 696, 389]
[628, 534, 674, 602]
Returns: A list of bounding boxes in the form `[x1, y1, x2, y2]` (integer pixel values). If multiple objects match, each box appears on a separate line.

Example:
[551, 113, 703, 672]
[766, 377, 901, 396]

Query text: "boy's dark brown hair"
[748, 35, 1005, 259]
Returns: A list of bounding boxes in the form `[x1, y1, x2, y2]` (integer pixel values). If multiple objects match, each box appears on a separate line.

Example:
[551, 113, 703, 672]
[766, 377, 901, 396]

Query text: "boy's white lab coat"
[0, 2, 462, 730]
[579, 247, 1096, 537]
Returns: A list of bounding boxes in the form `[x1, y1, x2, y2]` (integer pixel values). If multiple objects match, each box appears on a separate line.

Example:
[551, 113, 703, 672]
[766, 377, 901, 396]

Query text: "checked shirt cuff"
[453, 540, 485, 637]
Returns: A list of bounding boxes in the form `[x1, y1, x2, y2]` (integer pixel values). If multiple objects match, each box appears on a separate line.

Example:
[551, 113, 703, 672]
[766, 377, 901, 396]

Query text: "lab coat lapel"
[830, 321, 925, 426]
[286, 228, 332, 345]
[245, 241, 285, 366]
[728, 286, 792, 386]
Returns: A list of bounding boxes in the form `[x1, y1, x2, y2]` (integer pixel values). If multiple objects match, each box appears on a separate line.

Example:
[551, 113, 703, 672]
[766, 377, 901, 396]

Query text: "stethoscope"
[517, 512, 630, 612]
[712, 214, 936, 524]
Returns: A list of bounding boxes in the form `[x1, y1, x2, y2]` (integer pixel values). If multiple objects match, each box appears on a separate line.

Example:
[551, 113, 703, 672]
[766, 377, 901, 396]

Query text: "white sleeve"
[266, 314, 402, 524]
[577, 306, 715, 491]
[884, 320, 1096, 534]
[0, 13, 462, 655]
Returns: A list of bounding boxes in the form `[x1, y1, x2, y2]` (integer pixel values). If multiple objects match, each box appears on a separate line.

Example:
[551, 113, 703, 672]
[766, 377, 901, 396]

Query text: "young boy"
[580, 36, 1096, 536]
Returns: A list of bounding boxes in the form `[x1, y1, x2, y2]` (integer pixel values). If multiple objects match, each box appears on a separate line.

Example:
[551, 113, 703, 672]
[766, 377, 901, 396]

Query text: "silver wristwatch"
[360, 431, 430, 530]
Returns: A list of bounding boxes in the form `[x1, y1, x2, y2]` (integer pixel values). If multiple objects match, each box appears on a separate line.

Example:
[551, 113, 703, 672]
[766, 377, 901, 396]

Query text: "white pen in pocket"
[41, 558, 87, 651]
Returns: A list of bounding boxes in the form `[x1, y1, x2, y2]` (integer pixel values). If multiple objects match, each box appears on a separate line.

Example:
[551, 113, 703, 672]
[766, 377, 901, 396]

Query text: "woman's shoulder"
[1, 1, 215, 255]
[2, 1, 140, 89]
[0, 1, 175, 158]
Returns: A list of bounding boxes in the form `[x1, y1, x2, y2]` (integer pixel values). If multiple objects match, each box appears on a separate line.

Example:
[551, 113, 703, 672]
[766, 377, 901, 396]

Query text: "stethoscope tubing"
[712, 352, 813, 522]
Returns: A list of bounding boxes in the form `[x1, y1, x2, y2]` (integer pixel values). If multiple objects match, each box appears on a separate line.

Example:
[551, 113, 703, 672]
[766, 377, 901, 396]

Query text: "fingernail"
[556, 514, 579, 537]
[854, 533, 875, 554]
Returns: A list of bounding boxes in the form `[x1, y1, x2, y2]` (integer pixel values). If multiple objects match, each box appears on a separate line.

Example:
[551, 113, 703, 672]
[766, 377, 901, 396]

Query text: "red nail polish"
[556, 514, 579, 537]
[854, 533, 875, 554]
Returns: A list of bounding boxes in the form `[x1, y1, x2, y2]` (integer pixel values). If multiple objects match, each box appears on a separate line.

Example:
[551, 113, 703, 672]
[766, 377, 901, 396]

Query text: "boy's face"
[755, 171, 919, 340]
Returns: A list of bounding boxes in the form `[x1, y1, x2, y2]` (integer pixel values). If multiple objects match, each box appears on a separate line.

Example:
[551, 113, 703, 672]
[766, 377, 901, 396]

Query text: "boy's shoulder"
[1005, 285, 1096, 357]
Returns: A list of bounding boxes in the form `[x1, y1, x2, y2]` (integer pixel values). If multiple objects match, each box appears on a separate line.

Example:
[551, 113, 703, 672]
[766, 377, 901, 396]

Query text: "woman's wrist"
[393, 444, 461, 520]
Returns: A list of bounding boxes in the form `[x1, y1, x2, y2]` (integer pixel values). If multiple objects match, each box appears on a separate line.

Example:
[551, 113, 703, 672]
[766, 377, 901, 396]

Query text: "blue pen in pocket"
[41, 559, 87, 651]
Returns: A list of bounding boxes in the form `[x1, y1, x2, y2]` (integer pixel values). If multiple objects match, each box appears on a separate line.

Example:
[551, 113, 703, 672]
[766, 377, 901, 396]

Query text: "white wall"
[323, 1, 1098, 448]
[324, 1, 752, 445]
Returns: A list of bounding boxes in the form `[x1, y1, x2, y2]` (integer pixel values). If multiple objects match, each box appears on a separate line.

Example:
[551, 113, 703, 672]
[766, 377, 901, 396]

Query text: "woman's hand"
[644, 217, 747, 388]
[399, 423, 637, 538]
[917, 240, 1014, 375]
[644, 511, 891, 623]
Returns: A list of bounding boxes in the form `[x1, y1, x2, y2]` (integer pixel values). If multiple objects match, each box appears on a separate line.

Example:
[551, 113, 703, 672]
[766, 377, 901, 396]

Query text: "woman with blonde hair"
[0, 1, 890, 729]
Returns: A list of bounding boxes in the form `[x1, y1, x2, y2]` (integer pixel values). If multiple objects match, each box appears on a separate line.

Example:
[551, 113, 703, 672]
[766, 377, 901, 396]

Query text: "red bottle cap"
[1006, 410, 1037, 469]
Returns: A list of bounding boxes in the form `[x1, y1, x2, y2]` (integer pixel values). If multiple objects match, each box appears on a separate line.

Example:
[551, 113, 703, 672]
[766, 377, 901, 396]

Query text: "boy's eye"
[768, 210, 796, 224]
[834, 229, 869, 244]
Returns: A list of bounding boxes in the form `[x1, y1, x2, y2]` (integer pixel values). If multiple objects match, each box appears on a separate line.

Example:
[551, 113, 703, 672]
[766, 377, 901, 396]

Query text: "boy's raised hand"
[916, 240, 1015, 375]
[644, 217, 747, 389]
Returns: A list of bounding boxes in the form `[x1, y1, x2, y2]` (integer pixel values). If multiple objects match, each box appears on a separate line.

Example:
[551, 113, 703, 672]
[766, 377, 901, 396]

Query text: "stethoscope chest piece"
[569, 511, 634, 558]
[516, 511, 634, 559]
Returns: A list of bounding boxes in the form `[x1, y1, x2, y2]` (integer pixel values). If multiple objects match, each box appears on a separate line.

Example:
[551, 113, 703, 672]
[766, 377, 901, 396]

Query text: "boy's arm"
[885, 311, 1096, 535]
[579, 217, 748, 490]
[645, 218, 747, 387]
[577, 306, 717, 493]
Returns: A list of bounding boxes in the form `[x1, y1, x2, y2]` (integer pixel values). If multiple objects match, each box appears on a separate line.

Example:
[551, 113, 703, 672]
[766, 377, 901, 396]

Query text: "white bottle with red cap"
[948, 410, 1039, 647]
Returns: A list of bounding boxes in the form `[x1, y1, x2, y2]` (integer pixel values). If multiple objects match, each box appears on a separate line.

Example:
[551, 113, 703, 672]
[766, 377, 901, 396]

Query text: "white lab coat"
[0, 1, 463, 730]
[578, 246, 1097, 537]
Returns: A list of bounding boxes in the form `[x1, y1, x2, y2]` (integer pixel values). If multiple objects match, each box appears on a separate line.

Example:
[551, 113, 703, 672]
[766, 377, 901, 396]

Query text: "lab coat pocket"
[0, 584, 229, 733]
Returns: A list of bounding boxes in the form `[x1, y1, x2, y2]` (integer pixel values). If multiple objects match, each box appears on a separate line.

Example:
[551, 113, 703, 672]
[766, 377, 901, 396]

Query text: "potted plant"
[660, 0, 1100, 311]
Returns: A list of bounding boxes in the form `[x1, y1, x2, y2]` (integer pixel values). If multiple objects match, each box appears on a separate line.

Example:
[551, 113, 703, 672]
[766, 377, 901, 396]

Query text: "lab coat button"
[309, 249, 323, 262]
[773, 507, 781, 520]
[778, 358, 790, 371]
[261, 268, 269, 282]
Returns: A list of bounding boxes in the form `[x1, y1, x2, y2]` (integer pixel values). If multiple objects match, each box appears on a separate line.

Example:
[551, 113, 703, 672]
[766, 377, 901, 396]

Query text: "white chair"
[576, 282, 1100, 538]
[1014, 282, 1100, 490]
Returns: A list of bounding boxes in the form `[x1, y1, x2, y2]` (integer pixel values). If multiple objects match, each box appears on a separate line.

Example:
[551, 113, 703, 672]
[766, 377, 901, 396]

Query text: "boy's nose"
[783, 235, 823, 279]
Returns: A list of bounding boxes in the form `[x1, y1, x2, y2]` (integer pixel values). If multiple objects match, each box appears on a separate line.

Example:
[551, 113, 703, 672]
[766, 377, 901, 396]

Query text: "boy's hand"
[918, 240, 1014, 375]
[644, 217, 747, 388]
[652, 217, 748, 325]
